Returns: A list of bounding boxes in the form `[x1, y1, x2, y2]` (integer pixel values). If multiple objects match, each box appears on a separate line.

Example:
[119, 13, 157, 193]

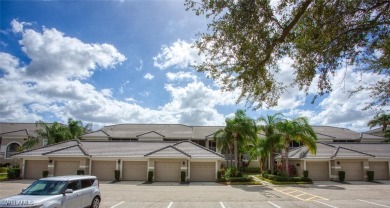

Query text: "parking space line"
[220, 202, 226, 208]
[358, 199, 390, 208]
[272, 187, 328, 201]
[167, 202, 173, 208]
[110, 201, 124, 208]
[268, 201, 282, 208]
[313, 200, 338, 208]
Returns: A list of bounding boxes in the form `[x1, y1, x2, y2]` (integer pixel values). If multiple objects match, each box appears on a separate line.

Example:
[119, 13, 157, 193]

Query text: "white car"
[0, 175, 101, 208]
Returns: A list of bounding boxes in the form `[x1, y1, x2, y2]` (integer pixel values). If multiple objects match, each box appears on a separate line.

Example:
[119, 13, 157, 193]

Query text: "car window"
[21, 180, 67, 195]
[66, 180, 81, 191]
[81, 179, 92, 188]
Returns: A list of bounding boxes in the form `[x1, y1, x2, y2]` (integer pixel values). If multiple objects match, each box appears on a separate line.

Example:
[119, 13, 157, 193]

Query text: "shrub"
[181, 171, 186, 182]
[367, 171, 374, 182]
[0, 167, 8, 173]
[114, 170, 120, 181]
[241, 167, 261, 173]
[77, 170, 85, 175]
[303, 170, 309, 178]
[339, 171, 345, 182]
[42, 170, 49, 178]
[148, 171, 153, 182]
[225, 167, 241, 178]
[217, 171, 222, 180]
[7, 168, 20, 179]
[276, 164, 297, 177]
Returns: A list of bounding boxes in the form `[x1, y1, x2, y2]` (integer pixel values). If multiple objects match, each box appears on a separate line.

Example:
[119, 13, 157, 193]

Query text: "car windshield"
[21, 180, 67, 195]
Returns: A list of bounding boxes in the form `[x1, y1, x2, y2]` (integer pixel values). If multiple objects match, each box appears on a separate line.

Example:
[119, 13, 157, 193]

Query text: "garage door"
[369, 162, 389, 180]
[190, 162, 215, 182]
[25, 160, 48, 179]
[306, 162, 329, 181]
[122, 161, 147, 181]
[155, 161, 181, 182]
[55, 161, 80, 176]
[341, 161, 363, 180]
[91, 161, 116, 181]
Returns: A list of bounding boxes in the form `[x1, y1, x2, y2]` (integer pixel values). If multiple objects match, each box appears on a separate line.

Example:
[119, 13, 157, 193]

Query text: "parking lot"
[1, 180, 390, 208]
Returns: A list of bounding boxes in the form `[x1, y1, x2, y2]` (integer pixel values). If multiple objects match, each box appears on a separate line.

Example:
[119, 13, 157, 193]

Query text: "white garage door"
[190, 162, 215, 182]
[369, 162, 389, 180]
[122, 161, 147, 181]
[25, 160, 48, 179]
[155, 161, 181, 182]
[341, 161, 363, 180]
[91, 161, 116, 181]
[306, 162, 329, 181]
[55, 161, 80, 176]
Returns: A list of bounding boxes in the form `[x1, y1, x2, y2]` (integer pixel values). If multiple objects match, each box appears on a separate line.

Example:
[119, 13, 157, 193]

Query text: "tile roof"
[13, 140, 225, 160]
[311, 126, 383, 141]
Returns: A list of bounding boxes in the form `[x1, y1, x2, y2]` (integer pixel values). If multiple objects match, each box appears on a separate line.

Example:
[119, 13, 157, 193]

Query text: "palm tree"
[368, 113, 390, 136]
[35, 121, 72, 145]
[224, 110, 257, 168]
[67, 118, 93, 139]
[257, 113, 284, 172]
[276, 117, 317, 176]
[214, 128, 233, 167]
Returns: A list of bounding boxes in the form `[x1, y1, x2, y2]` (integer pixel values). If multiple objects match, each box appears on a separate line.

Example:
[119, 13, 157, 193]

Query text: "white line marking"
[358, 199, 390, 208]
[220, 202, 226, 208]
[314, 200, 338, 208]
[268, 201, 282, 208]
[167, 202, 174, 208]
[110, 201, 125, 208]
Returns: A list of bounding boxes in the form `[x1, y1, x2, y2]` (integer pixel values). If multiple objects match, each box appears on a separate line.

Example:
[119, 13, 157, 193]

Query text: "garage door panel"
[306, 162, 329, 181]
[155, 161, 181, 182]
[55, 161, 80, 176]
[91, 161, 116, 181]
[369, 162, 389, 180]
[190, 162, 215, 182]
[25, 160, 48, 179]
[123, 161, 147, 181]
[341, 161, 363, 181]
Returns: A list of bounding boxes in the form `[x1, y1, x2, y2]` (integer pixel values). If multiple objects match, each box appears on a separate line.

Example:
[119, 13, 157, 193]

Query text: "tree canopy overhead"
[185, 0, 389, 110]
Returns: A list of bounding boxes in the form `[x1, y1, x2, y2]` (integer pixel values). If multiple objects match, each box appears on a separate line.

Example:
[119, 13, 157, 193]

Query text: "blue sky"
[0, 0, 387, 131]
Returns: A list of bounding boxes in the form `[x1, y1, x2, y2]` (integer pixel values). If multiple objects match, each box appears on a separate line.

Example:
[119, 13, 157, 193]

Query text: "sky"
[0, 0, 387, 131]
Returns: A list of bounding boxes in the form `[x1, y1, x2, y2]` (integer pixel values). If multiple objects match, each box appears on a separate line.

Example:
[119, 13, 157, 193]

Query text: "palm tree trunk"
[270, 148, 274, 173]
[285, 142, 290, 177]
[233, 136, 238, 168]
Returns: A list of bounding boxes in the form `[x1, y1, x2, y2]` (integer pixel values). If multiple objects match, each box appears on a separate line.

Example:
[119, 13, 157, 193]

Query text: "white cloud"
[166, 71, 197, 82]
[16, 21, 126, 81]
[11, 19, 32, 33]
[153, 39, 203, 70]
[144, 73, 154, 80]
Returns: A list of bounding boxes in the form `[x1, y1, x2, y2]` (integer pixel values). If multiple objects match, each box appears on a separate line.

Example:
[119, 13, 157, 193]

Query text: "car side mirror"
[64, 189, 73, 194]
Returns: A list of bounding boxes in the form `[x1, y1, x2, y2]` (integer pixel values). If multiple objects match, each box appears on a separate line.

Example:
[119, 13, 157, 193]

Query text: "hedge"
[338, 171, 345, 182]
[262, 173, 312, 183]
[367, 171, 374, 182]
[148, 171, 153, 182]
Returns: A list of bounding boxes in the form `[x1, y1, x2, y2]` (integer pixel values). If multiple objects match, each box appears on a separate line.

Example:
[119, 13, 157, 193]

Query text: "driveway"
[1, 180, 390, 208]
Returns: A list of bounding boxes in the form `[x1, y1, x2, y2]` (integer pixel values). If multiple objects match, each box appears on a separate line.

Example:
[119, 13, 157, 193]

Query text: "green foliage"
[217, 171, 222, 180]
[42, 170, 49, 178]
[240, 167, 261, 173]
[262, 174, 312, 183]
[114, 170, 120, 181]
[185, 0, 389, 110]
[227, 177, 252, 182]
[148, 171, 153, 182]
[368, 113, 390, 137]
[77, 170, 85, 175]
[339, 171, 346, 182]
[367, 171, 374, 182]
[225, 167, 242, 178]
[303, 170, 309, 178]
[0, 167, 8, 173]
[7, 168, 20, 179]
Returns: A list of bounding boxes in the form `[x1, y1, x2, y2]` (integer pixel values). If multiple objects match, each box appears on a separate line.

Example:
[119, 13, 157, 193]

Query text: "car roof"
[39, 175, 97, 181]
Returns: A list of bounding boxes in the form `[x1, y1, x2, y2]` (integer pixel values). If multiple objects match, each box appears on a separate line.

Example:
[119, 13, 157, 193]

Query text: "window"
[81, 179, 92, 188]
[66, 180, 81, 191]
[6, 143, 21, 158]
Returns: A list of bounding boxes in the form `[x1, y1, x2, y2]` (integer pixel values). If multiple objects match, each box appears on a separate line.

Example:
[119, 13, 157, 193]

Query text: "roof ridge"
[12, 139, 80, 157]
[175, 140, 225, 158]
[42, 144, 80, 156]
[144, 144, 191, 157]
[137, 130, 165, 138]
[0, 129, 30, 135]
[337, 146, 375, 157]
[331, 146, 341, 158]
